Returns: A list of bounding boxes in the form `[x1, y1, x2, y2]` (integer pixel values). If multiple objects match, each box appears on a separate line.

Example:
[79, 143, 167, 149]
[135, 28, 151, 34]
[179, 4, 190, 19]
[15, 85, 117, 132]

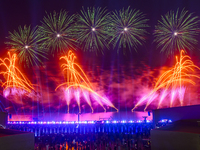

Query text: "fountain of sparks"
[132, 50, 200, 111]
[56, 50, 118, 113]
[0, 52, 34, 98]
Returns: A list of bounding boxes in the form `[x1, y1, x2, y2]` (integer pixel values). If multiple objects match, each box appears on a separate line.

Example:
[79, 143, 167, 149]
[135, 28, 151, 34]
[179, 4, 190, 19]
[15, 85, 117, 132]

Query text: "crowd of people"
[8, 122, 154, 150]
[34, 132, 151, 150]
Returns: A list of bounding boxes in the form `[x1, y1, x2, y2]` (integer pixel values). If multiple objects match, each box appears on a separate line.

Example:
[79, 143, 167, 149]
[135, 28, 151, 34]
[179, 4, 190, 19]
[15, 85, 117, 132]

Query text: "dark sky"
[1, 0, 200, 113]
[1, 0, 200, 67]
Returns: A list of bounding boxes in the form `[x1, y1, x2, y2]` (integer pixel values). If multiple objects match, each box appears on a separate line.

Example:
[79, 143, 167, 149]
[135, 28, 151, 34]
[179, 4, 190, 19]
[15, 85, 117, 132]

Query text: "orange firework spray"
[0, 52, 34, 97]
[56, 50, 118, 113]
[132, 50, 200, 111]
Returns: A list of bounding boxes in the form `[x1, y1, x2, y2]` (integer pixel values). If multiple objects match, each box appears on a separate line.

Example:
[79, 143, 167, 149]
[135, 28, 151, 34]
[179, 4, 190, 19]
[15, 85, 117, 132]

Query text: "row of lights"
[8, 120, 152, 125]
[159, 119, 172, 123]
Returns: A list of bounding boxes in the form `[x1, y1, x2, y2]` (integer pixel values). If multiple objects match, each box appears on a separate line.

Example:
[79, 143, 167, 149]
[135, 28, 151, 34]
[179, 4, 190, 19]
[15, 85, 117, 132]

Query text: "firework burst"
[75, 7, 110, 53]
[56, 50, 118, 113]
[39, 10, 77, 54]
[0, 52, 34, 98]
[6, 25, 47, 67]
[109, 6, 149, 53]
[154, 8, 200, 56]
[132, 50, 200, 111]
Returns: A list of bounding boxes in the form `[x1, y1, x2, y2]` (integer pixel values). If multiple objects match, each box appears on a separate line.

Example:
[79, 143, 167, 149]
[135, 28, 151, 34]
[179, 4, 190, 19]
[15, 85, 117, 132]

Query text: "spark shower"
[132, 50, 200, 111]
[1, 7, 200, 114]
[55, 50, 118, 113]
[0, 50, 199, 113]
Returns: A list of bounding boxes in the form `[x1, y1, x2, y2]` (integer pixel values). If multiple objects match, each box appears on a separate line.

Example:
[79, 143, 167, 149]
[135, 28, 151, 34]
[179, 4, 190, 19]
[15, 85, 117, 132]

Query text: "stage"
[8, 111, 152, 122]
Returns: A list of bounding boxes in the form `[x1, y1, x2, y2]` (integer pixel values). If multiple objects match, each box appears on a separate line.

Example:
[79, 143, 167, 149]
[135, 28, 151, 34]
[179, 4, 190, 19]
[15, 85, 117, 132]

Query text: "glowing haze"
[132, 50, 200, 111]
[55, 50, 118, 113]
[1, 50, 200, 114]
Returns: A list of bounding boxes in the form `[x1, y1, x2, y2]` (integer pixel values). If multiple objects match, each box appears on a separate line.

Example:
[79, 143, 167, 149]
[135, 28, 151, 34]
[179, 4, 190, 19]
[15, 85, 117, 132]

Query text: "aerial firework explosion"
[154, 8, 200, 56]
[39, 10, 77, 54]
[56, 50, 118, 113]
[74, 7, 110, 53]
[6, 25, 47, 67]
[109, 6, 149, 53]
[2, 7, 200, 113]
[132, 50, 200, 111]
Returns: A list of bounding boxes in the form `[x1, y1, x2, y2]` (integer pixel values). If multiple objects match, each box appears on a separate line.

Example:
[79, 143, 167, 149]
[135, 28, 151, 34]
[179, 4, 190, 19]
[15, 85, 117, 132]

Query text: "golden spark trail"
[0, 52, 34, 97]
[132, 50, 200, 111]
[56, 50, 118, 113]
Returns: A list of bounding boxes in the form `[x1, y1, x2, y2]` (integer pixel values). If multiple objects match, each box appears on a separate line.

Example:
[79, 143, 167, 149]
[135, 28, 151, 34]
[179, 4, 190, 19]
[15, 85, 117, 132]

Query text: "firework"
[39, 10, 77, 54]
[0, 52, 34, 97]
[56, 50, 118, 113]
[6, 25, 47, 67]
[154, 8, 200, 56]
[75, 7, 110, 53]
[109, 6, 149, 53]
[132, 50, 200, 111]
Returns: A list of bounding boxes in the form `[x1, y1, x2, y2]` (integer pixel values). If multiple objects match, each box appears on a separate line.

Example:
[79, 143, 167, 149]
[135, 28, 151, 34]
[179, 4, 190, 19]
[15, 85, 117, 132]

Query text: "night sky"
[1, 0, 200, 65]
[1, 0, 200, 114]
